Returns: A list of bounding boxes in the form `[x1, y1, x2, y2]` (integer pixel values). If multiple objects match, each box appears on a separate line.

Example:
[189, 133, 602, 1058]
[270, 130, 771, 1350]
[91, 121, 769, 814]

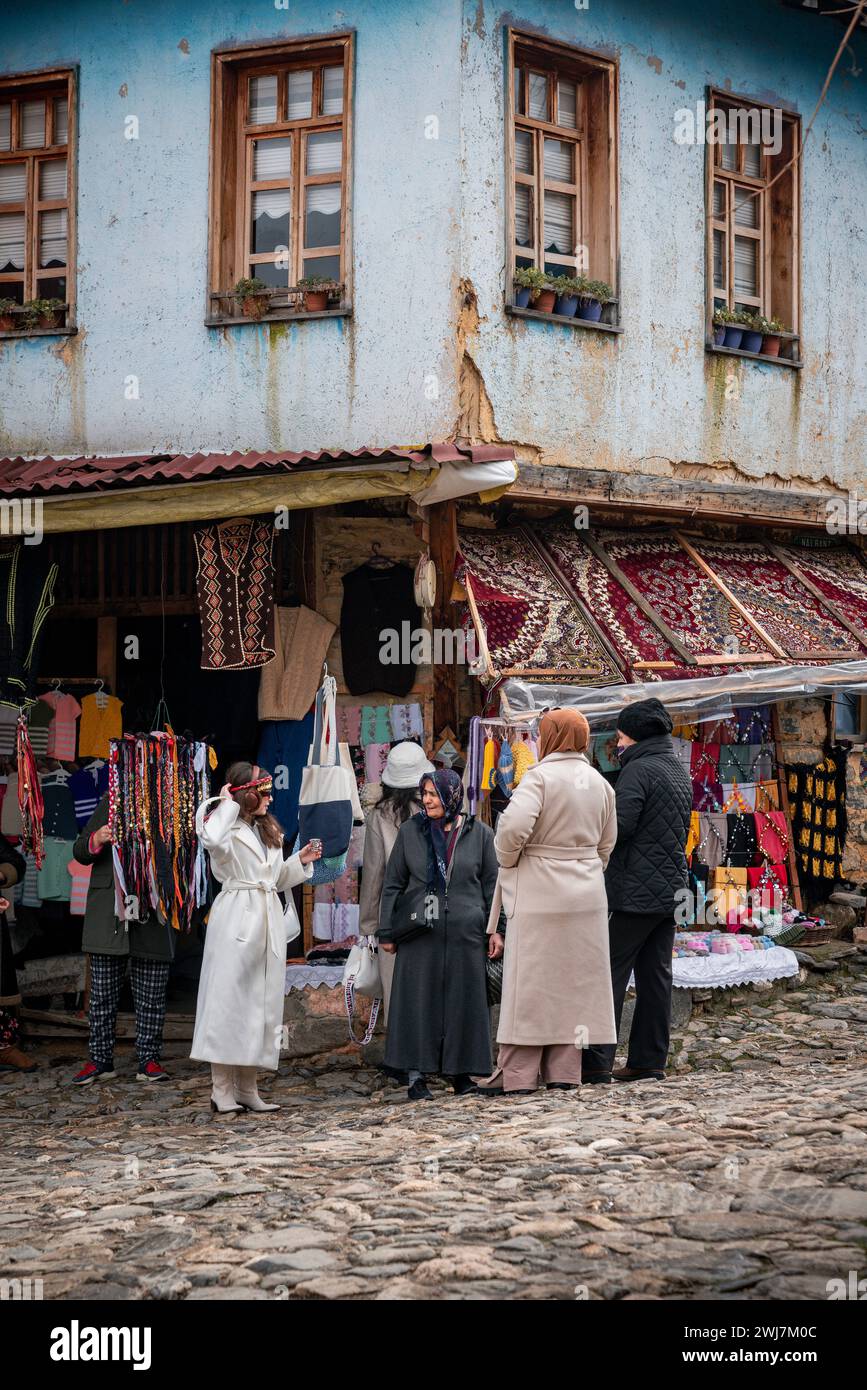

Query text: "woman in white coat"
[192, 761, 321, 1113]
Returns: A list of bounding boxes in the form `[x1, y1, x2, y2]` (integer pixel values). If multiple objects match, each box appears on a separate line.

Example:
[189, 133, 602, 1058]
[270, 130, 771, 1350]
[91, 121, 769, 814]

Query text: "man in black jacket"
[584, 697, 692, 1083]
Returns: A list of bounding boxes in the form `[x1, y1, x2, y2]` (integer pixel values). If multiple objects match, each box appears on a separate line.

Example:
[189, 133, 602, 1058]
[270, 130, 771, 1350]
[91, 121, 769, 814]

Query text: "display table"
[670, 945, 799, 990]
[285, 963, 346, 993]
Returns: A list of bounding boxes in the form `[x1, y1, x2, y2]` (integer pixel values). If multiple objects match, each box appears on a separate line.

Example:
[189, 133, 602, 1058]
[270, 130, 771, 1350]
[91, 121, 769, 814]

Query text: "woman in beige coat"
[358, 740, 434, 1020]
[478, 708, 618, 1094]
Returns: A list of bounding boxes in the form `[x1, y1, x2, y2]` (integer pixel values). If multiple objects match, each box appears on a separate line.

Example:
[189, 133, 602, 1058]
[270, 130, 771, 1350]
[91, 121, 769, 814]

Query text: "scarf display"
[108, 733, 211, 929]
[16, 714, 45, 868]
[419, 769, 463, 890]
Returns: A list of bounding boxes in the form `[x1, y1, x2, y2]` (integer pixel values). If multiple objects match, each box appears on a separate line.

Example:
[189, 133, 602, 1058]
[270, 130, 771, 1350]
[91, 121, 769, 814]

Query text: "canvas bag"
[298, 676, 353, 859]
[343, 938, 382, 1045]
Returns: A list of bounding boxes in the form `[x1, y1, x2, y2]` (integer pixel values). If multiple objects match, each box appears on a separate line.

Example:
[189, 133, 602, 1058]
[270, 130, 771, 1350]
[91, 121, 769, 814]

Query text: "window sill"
[205, 307, 352, 328]
[0, 325, 78, 341]
[706, 342, 803, 370]
[506, 304, 623, 333]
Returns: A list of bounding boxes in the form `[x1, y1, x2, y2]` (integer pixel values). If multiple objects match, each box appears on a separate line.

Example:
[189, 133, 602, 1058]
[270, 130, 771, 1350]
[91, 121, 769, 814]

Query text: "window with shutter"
[507, 32, 618, 327]
[209, 35, 351, 323]
[0, 69, 74, 332]
[707, 89, 800, 359]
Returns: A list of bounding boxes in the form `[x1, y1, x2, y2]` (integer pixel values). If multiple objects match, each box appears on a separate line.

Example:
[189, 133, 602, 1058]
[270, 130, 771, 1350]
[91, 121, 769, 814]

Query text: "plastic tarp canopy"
[500, 660, 867, 727]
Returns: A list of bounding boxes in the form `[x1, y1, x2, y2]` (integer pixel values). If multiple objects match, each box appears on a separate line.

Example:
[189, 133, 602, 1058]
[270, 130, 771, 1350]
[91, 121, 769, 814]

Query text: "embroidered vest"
[194, 517, 276, 670]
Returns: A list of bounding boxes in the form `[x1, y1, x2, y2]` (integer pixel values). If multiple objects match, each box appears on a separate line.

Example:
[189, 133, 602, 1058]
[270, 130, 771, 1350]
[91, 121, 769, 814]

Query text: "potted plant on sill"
[741, 313, 764, 355]
[713, 306, 747, 350]
[232, 277, 271, 320]
[551, 274, 580, 318]
[21, 297, 64, 330]
[755, 315, 786, 358]
[0, 298, 18, 331]
[574, 276, 613, 323]
[298, 275, 335, 311]
[512, 266, 551, 310]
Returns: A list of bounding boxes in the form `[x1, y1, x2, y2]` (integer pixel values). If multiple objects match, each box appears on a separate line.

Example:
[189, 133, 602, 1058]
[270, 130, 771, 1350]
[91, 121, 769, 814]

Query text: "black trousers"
[584, 910, 676, 1075]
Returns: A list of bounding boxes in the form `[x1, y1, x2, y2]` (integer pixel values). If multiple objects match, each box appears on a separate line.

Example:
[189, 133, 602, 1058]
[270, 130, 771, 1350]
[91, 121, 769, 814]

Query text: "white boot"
[234, 1066, 280, 1112]
[210, 1063, 242, 1113]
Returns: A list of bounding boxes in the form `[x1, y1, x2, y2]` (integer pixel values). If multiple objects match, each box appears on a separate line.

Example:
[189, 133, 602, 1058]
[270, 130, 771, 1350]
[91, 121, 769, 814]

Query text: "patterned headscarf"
[418, 769, 464, 889]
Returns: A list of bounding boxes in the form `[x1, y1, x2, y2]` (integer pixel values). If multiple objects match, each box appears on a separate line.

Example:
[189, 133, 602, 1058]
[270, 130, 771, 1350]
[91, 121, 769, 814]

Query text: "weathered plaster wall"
[0, 0, 465, 456]
[461, 0, 867, 490]
[1, 0, 864, 484]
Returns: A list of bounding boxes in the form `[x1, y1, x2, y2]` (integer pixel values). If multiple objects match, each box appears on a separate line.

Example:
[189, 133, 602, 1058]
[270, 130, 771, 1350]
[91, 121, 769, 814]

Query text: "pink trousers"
[477, 1043, 582, 1092]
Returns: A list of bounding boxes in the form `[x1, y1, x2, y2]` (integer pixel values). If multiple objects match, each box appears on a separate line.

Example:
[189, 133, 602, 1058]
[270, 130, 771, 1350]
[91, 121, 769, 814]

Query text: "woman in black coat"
[378, 768, 504, 1101]
[0, 831, 33, 1073]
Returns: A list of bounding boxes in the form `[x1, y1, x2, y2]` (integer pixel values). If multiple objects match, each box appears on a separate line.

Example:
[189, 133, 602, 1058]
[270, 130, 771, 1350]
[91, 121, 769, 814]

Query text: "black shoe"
[583, 1072, 613, 1085]
[452, 1075, 479, 1097]
[613, 1067, 666, 1082]
[480, 1087, 536, 1097]
[407, 1078, 432, 1101]
[546, 1082, 579, 1090]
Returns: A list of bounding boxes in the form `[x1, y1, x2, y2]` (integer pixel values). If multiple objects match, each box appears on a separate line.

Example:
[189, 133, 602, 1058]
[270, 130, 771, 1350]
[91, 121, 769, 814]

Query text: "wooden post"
[429, 500, 459, 734]
[96, 615, 117, 691]
[302, 882, 314, 957]
[771, 704, 803, 913]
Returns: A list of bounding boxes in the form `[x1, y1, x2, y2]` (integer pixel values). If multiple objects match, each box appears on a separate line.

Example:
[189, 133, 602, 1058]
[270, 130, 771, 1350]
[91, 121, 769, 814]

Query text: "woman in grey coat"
[378, 768, 503, 1101]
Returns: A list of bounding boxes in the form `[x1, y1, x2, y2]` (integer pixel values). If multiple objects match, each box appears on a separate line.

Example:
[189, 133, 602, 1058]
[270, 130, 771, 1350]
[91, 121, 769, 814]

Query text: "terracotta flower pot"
[0, 313, 15, 331]
[242, 295, 268, 320]
[534, 289, 556, 313]
[762, 334, 782, 357]
[304, 290, 328, 311]
[38, 311, 60, 329]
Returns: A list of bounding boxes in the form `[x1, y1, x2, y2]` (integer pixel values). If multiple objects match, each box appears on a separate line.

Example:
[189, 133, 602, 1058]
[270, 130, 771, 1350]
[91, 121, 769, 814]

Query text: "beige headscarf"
[538, 708, 591, 759]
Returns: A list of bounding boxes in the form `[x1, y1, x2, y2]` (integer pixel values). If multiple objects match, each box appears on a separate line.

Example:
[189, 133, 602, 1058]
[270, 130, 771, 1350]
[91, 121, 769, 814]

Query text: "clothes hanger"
[367, 541, 395, 570]
[94, 678, 109, 710]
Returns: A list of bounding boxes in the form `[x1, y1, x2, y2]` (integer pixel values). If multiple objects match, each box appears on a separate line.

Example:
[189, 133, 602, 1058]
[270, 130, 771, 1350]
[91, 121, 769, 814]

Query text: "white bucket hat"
[382, 740, 435, 788]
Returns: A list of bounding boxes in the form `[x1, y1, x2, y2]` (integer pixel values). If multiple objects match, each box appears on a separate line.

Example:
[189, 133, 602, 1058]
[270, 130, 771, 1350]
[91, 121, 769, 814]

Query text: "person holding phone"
[192, 761, 322, 1114]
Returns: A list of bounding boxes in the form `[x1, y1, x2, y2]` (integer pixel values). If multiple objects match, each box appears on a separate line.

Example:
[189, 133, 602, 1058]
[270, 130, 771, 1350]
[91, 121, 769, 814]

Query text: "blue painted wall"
[0, 0, 864, 491]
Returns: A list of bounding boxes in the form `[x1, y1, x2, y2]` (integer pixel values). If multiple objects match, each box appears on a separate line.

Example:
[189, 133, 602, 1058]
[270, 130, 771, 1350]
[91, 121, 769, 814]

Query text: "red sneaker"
[72, 1060, 116, 1086]
[136, 1061, 170, 1083]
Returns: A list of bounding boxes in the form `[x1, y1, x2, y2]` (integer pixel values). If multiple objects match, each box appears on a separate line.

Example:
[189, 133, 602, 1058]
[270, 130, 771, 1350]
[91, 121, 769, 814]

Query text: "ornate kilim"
[690, 540, 865, 657]
[193, 517, 276, 670]
[539, 518, 681, 674]
[781, 545, 867, 639]
[456, 528, 623, 684]
[598, 531, 764, 658]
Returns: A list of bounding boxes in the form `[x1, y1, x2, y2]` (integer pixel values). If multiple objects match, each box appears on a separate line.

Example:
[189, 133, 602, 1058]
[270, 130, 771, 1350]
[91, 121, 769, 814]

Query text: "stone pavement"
[2, 964, 867, 1302]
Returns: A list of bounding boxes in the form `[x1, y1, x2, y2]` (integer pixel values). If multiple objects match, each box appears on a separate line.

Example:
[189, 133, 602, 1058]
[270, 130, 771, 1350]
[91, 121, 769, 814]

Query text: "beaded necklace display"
[109, 733, 210, 930]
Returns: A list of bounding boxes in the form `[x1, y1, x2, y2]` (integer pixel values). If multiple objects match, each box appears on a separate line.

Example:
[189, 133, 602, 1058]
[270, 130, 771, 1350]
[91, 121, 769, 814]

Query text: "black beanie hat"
[616, 697, 672, 742]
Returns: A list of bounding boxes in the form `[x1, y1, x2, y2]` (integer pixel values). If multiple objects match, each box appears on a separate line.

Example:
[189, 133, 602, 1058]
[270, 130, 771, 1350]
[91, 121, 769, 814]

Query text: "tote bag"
[297, 676, 353, 859]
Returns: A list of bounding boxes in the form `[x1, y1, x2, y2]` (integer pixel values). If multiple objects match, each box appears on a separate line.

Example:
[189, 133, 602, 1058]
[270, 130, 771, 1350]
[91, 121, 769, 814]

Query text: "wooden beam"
[577, 532, 698, 665]
[509, 465, 838, 529]
[429, 501, 460, 731]
[693, 653, 776, 667]
[767, 541, 867, 652]
[674, 531, 789, 661]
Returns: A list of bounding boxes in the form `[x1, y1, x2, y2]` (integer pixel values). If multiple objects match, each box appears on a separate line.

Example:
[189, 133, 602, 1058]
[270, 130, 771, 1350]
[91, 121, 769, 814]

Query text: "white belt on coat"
[521, 844, 600, 860]
[219, 878, 285, 960]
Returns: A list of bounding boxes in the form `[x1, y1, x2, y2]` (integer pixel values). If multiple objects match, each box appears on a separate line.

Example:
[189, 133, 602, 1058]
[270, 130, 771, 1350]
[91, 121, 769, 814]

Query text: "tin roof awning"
[0, 443, 517, 532]
[457, 518, 867, 689]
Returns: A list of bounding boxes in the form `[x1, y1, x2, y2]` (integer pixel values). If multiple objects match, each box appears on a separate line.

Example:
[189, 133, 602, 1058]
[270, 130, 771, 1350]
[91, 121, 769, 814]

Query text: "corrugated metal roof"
[0, 442, 515, 497]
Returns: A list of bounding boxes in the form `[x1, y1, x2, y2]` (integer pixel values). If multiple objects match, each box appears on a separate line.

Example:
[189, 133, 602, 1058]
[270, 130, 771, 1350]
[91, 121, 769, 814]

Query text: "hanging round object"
[414, 553, 437, 610]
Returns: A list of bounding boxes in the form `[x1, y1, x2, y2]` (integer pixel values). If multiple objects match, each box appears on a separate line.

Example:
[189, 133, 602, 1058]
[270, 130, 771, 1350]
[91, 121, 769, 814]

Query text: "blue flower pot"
[741, 329, 763, 353]
[576, 297, 603, 322]
[712, 323, 726, 345]
[555, 293, 578, 317]
[514, 287, 532, 308]
[723, 326, 744, 349]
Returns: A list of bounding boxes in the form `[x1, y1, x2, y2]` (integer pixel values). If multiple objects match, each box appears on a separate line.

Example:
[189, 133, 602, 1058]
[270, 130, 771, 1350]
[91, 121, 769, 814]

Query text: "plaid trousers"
[88, 954, 170, 1066]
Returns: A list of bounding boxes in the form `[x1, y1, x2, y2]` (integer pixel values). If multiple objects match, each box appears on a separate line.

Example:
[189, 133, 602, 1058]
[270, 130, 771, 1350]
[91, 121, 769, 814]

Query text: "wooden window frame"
[0, 66, 76, 335]
[506, 30, 618, 326]
[705, 87, 801, 357]
[208, 33, 353, 325]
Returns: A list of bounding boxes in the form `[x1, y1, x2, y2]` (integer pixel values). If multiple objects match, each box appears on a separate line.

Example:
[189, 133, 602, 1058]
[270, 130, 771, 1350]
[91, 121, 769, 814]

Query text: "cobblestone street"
[3, 965, 867, 1303]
